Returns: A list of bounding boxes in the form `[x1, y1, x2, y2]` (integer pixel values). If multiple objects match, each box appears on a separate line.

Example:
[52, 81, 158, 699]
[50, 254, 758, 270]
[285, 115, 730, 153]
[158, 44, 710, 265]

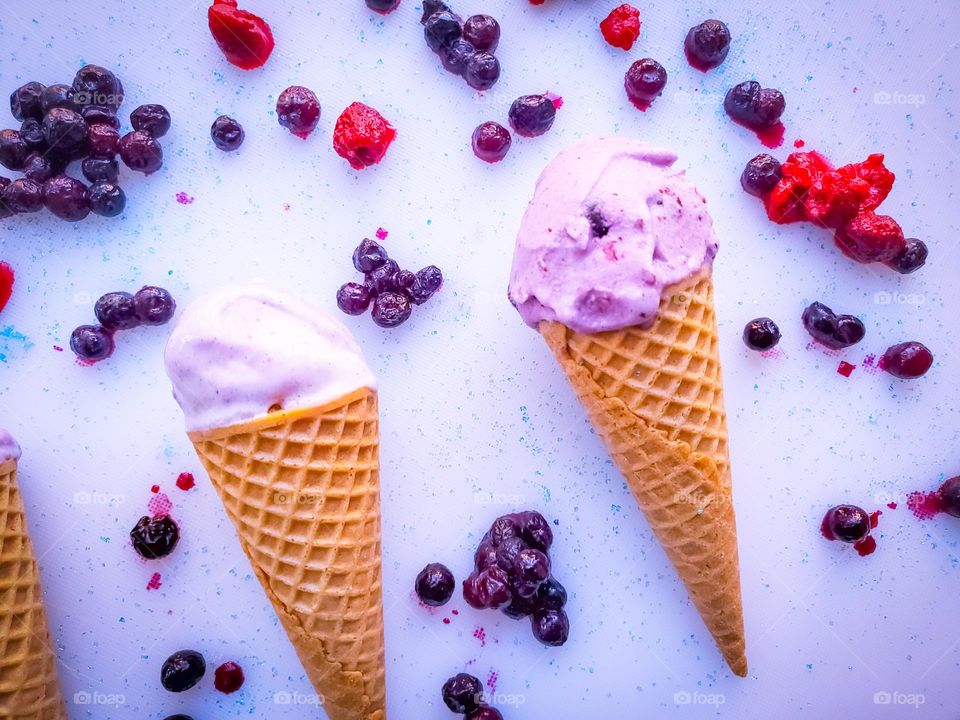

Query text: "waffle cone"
[0, 458, 67, 719]
[189, 388, 386, 720]
[540, 269, 747, 676]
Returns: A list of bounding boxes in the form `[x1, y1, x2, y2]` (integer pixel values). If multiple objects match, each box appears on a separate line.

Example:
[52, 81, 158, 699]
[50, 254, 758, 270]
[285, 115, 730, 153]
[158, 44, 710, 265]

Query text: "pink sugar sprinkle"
[837, 361, 855, 377]
[148, 492, 173, 519]
[545, 91, 563, 109]
[375, 227, 389, 240]
[473, 627, 487, 647]
[176, 192, 194, 205]
[442, 618, 451, 624]
[887, 502, 898, 510]
[486, 670, 498, 692]
[147, 572, 162, 590]
[53, 345, 63, 352]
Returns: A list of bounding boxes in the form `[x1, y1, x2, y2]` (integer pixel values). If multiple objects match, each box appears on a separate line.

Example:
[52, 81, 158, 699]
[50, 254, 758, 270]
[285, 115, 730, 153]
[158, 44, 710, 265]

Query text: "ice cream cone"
[0, 457, 68, 719]
[188, 388, 386, 720]
[539, 269, 747, 676]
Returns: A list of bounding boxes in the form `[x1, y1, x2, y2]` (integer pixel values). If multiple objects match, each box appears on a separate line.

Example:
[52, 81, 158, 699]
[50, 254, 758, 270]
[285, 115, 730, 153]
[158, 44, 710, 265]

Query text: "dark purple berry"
[82, 156, 120, 184]
[394, 270, 417, 294]
[0, 130, 28, 171]
[441, 673, 483, 713]
[133, 286, 176, 325]
[95, 291, 140, 331]
[489, 515, 520, 545]
[741, 153, 782, 196]
[476, 566, 512, 608]
[211, 115, 245, 151]
[508, 95, 556, 137]
[420, 0, 449, 24]
[520, 510, 553, 551]
[754, 88, 786, 127]
[464, 52, 501, 91]
[88, 182, 126, 217]
[131, 514, 180, 559]
[502, 592, 539, 619]
[22, 153, 59, 183]
[495, 535, 526, 572]
[414, 265, 443, 298]
[821, 505, 870, 543]
[10, 82, 45, 121]
[81, 105, 120, 130]
[624, 58, 668, 108]
[69, 325, 114, 362]
[42, 176, 90, 221]
[474, 538, 498, 569]
[72, 65, 122, 109]
[587, 207, 609, 237]
[685, 19, 731, 70]
[367, 258, 400, 294]
[939, 477, 960, 518]
[463, 14, 500, 53]
[725, 81, 784, 129]
[513, 548, 550, 592]
[537, 577, 567, 610]
[531, 607, 570, 646]
[0, 178, 42, 213]
[337, 282, 372, 315]
[130, 104, 171, 138]
[466, 706, 504, 720]
[42, 108, 89, 157]
[87, 123, 119, 156]
[887, 238, 928, 274]
[440, 39, 476, 76]
[19, 119, 46, 151]
[365, 0, 401, 13]
[371, 291, 412, 328]
[162, 716, 193, 720]
[743, 317, 781, 351]
[832, 315, 865, 348]
[160, 649, 205, 692]
[882, 341, 933, 379]
[801, 302, 838, 346]
[40, 84, 77, 114]
[352, 239, 389, 273]
[462, 572, 486, 609]
[276, 86, 321, 138]
[415, 562, 455, 606]
[119, 130, 163, 174]
[472, 121, 511, 163]
[424, 10, 462, 52]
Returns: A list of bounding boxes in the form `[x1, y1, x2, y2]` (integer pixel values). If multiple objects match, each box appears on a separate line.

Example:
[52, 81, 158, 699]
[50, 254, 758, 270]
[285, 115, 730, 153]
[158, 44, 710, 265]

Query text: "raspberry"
[207, 0, 275, 70]
[764, 178, 807, 224]
[780, 150, 833, 189]
[834, 211, 906, 264]
[837, 153, 894, 212]
[332, 102, 396, 170]
[600, 4, 641, 50]
[803, 171, 867, 229]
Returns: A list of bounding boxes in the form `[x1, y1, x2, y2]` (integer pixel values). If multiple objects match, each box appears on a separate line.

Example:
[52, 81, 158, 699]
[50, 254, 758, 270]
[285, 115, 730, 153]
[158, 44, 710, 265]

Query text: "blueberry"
[95, 291, 140, 331]
[887, 238, 928, 274]
[160, 649, 205, 692]
[42, 108, 89, 157]
[519, 510, 553, 551]
[40, 84, 77, 114]
[743, 317, 781, 351]
[211, 115, 245, 151]
[371, 291, 412, 328]
[939, 477, 960, 518]
[336, 282, 372, 315]
[19, 118, 46, 151]
[474, 538, 498, 569]
[420, 0, 449, 24]
[42, 176, 90, 221]
[0, 178, 43, 214]
[72, 65, 122, 109]
[413, 265, 443, 300]
[81, 105, 120, 130]
[508, 94, 556, 137]
[131, 515, 180, 559]
[463, 567, 512, 609]
[471, 121, 512, 163]
[424, 10, 462, 52]
[822, 505, 870, 543]
[502, 592, 539, 619]
[365, 0, 400, 12]
[133, 286, 176, 325]
[352, 239, 389, 273]
[685, 19, 731, 69]
[88, 182, 126, 217]
[130, 104, 171, 138]
[441, 673, 483, 713]
[832, 315, 865, 348]
[463, 14, 500, 53]
[22, 153, 59, 183]
[801, 302, 838, 346]
[464, 52, 500, 91]
[466, 706, 504, 720]
[531, 607, 570, 646]
[488, 515, 520, 545]
[624, 58, 668, 107]
[277, 86, 322, 138]
[741, 153, 782, 196]
[394, 270, 417, 294]
[441, 39, 476, 76]
[10, 81, 45, 121]
[753, 88, 786, 127]
[162, 716, 194, 720]
[495, 535, 526, 573]
[537, 577, 567, 610]
[87, 123, 120, 156]
[367, 259, 401, 294]
[82, 156, 120, 184]
[70, 325, 113, 361]
[513, 548, 550, 592]
[0, 130, 29, 172]
[723, 81, 760, 123]
[119, 130, 163, 174]
[415, 562, 455, 606]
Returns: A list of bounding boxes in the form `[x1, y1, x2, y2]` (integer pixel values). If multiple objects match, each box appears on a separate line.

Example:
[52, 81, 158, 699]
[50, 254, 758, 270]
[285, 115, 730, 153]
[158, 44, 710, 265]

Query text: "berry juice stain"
[854, 535, 876, 556]
[146, 572, 162, 590]
[837, 361, 855, 377]
[451, 609, 459, 616]
[442, 618, 451, 625]
[793, 138, 806, 148]
[887, 502, 898, 510]
[907, 490, 944, 520]
[684, 44, 712, 73]
[176, 472, 195, 491]
[545, 91, 564, 109]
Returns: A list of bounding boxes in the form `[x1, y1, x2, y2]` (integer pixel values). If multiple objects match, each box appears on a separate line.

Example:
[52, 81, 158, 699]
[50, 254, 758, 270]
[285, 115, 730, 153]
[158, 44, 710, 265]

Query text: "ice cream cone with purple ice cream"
[508, 138, 747, 676]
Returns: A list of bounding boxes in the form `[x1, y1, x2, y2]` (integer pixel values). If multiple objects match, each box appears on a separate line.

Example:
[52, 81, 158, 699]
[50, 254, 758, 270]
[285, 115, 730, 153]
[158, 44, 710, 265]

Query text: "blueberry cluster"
[463, 512, 569, 647]
[801, 301, 865, 350]
[70, 286, 176, 363]
[442, 673, 504, 720]
[724, 80, 785, 131]
[337, 239, 443, 328]
[1, 65, 169, 222]
[421, 2, 502, 91]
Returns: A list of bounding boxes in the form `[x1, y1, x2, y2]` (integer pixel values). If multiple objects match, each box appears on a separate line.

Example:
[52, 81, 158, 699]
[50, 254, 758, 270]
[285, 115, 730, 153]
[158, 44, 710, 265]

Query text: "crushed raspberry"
[804, 171, 869, 229]
[834, 212, 905, 263]
[333, 102, 397, 170]
[837, 153, 894, 211]
[208, 0, 275, 70]
[0, 262, 14, 314]
[780, 150, 833, 189]
[600, 4, 641, 50]
[764, 179, 807, 224]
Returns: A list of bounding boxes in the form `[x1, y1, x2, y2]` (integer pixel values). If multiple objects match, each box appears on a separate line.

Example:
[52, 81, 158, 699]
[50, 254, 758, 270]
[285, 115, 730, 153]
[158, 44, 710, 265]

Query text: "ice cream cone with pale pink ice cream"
[509, 138, 747, 676]
[165, 285, 386, 720]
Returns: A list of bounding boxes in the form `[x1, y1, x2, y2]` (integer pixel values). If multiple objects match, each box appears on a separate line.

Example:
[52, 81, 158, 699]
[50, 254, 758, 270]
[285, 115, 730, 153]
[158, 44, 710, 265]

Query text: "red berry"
[213, 661, 245, 694]
[208, 0, 275, 70]
[834, 211, 905, 264]
[803, 171, 866, 229]
[763, 178, 807, 224]
[837, 153, 894, 212]
[0, 262, 14, 314]
[882, 341, 933, 379]
[332, 102, 396, 170]
[600, 4, 641, 51]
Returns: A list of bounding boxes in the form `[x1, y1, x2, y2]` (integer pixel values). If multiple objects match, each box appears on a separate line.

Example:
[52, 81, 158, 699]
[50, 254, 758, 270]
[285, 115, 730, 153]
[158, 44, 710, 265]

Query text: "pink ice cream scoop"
[508, 138, 719, 334]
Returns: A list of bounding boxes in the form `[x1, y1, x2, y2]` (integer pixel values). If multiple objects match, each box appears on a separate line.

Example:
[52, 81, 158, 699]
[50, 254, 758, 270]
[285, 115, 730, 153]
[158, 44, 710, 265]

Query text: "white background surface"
[2, 0, 959, 718]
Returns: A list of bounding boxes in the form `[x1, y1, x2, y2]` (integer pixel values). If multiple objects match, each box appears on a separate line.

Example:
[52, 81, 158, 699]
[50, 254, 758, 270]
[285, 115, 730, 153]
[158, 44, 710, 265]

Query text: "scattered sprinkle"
[147, 572, 162, 590]
[175, 192, 194, 205]
[837, 361, 855, 377]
